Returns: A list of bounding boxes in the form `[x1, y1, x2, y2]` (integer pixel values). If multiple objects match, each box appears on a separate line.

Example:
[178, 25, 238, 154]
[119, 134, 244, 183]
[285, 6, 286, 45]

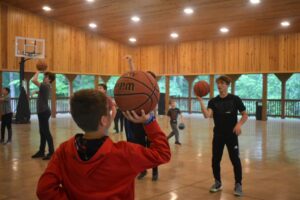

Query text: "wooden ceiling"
[3, 0, 300, 46]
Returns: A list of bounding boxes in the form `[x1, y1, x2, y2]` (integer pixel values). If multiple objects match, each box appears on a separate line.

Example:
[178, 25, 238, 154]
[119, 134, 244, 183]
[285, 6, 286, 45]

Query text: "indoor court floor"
[0, 114, 299, 200]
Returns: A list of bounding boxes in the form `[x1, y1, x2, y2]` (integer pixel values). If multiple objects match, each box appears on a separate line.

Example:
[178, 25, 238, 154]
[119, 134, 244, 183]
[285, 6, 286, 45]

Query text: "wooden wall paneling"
[140, 45, 164, 74]
[86, 33, 99, 74]
[177, 42, 192, 74]
[1, 4, 8, 69]
[53, 22, 71, 73]
[164, 44, 178, 75]
[70, 28, 86, 73]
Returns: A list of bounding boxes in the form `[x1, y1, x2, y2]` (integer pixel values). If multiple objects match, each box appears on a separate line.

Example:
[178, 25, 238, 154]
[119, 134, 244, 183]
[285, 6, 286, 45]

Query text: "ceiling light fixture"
[220, 27, 229, 33]
[89, 23, 97, 29]
[42, 6, 52, 12]
[129, 37, 137, 43]
[184, 7, 194, 15]
[250, 0, 261, 4]
[170, 32, 179, 38]
[281, 21, 290, 27]
[131, 16, 140, 22]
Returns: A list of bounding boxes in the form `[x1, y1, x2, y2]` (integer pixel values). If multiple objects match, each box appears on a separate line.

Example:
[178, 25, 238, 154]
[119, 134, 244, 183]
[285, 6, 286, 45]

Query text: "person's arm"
[233, 97, 248, 136]
[122, 110, 171, 173]
[124, 55, 135, 71]
[36, 148, 68, 200]
[32, 71, 41, 87]
[197, 96, 213, 118]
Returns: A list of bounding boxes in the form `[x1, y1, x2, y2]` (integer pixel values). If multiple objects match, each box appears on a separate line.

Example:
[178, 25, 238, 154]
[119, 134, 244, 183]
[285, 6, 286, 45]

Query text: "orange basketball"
[36, 60, 48, 71]
[114, 71, 160, 115]
[193, 80, 210, 97]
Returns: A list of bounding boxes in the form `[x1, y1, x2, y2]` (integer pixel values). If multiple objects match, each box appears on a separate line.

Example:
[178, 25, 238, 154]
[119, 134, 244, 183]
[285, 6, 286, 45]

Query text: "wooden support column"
[184, 75, 196, 114]
[100, 75, 111, 84]
[228, 74, 241, 95]
[0, 71, 2, 118]
[275, 73, 293, 119]
[165, 76, 170, 114]
[65, 74, 77, 96]
[24, 72, 34, 98]
[262, 74, 268, 121]
[51, 80, 57, 118]
[94, 75, 99, 89]
[0, 71, 2, 90]
[209, 75, 214, 98]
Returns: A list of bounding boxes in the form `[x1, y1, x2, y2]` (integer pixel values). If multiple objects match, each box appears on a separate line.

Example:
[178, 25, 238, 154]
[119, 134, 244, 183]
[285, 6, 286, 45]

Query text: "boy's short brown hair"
[71, 89, 108, 132]
[98, 83, 107, 91]
[216, 75, 231, 85]
[44, 72, 56, 83]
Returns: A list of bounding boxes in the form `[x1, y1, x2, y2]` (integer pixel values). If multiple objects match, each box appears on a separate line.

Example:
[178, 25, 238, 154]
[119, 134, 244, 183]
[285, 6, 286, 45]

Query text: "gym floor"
[0, 114, 299, 200]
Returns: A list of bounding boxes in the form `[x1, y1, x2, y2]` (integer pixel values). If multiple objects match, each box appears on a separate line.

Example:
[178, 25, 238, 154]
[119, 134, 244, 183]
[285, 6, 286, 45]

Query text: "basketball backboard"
[15, 36, 45, 59]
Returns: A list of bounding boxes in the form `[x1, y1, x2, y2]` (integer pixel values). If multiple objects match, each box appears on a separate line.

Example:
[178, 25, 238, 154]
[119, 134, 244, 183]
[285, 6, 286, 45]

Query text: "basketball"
[193, 80, 210, 97]
[114, 71, 160, 115]
[36, 60, 48, 71]
[178, 123, 185, 130]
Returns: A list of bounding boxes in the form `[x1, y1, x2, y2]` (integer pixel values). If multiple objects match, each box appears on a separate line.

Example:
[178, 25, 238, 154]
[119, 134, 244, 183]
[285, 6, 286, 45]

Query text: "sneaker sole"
[234, 192, 243, 196]
[210, 186, 223, 193]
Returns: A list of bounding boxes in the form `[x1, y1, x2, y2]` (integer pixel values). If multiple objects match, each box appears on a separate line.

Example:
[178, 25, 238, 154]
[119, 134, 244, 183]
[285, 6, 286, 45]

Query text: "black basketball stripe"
[142, 72, 160, 102]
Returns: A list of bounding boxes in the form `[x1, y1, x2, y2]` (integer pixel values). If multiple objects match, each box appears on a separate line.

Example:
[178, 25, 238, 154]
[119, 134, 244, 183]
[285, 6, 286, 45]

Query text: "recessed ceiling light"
[250, 0, 261, 4]
[170, 32, 179, 38]
[42, 6, 52, 12]
[86, 0, 95, 2]
[184, 7, 194, 15]
[129, 37, 137, 43]
[89, 23, 97, 29]
[281, 21, 290, 27]
[131, 16, 140, 22]
[220, 27, 229, 33]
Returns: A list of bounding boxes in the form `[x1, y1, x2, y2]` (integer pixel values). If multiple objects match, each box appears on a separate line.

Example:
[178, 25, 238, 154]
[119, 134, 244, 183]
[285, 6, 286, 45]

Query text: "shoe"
[5, 141, 11, 145]
[42, 153, 53, 160]
[175, 141, 182, 145]
[210, 180, 222, 193]
[137, 171, 147, 180]
[152, 173, 158, 181]
[31, 151, 45, 158]
[234, 183, 243, 196]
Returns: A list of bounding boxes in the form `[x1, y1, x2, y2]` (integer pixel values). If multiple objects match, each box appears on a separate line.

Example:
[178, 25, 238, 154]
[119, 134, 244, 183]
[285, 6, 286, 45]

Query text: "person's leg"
[0, 114, 7, 143]
[172, 123, 180, 144]
[6, 113, 13, 142]
[42, 110, 54, 159]
[114, 114, 119, 133]
[226, 134, 242, 180]
[32, 113, 46, 158]
[167, 122, 175, 140]
[226, 134, 243, 196]
[120, 114, 124, 132]
[210, 134, 225, 192]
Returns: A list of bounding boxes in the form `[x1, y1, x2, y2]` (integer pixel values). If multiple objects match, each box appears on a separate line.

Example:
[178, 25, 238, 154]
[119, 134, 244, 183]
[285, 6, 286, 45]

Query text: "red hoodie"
[36, 120, 171, 200]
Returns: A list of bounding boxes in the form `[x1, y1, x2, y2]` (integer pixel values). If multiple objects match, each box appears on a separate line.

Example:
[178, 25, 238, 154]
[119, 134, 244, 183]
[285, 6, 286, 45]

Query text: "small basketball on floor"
[36, 60, 48, 71]
[114, 71, 160, 115]
[178, 123, 185, 130]
[193, 80, 210, 97]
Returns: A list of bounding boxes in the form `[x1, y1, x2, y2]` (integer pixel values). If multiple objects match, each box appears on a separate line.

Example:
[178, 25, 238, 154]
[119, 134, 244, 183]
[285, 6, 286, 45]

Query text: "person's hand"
[196, 96, 203, 102]
[124, 55, 132, 61]
[123, 110, 150, 124]
[233, 124, 242, 136]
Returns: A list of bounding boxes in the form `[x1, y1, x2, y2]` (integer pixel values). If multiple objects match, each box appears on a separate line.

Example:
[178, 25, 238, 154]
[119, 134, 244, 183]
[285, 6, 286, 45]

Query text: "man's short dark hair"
[216, 75, 231, 85]
[4, 87, 10, 94]
[44, 72, 56, 83]
[71, 89, 108, 132]
[98, 83, 107, 91]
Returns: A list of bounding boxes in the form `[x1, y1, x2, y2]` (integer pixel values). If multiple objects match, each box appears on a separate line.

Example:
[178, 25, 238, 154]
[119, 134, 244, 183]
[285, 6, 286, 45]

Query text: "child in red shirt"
[36, 89, 171, 200]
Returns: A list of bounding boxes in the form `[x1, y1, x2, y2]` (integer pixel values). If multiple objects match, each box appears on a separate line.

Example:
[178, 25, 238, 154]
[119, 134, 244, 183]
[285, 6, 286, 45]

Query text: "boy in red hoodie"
[36, 89, 171, 200]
